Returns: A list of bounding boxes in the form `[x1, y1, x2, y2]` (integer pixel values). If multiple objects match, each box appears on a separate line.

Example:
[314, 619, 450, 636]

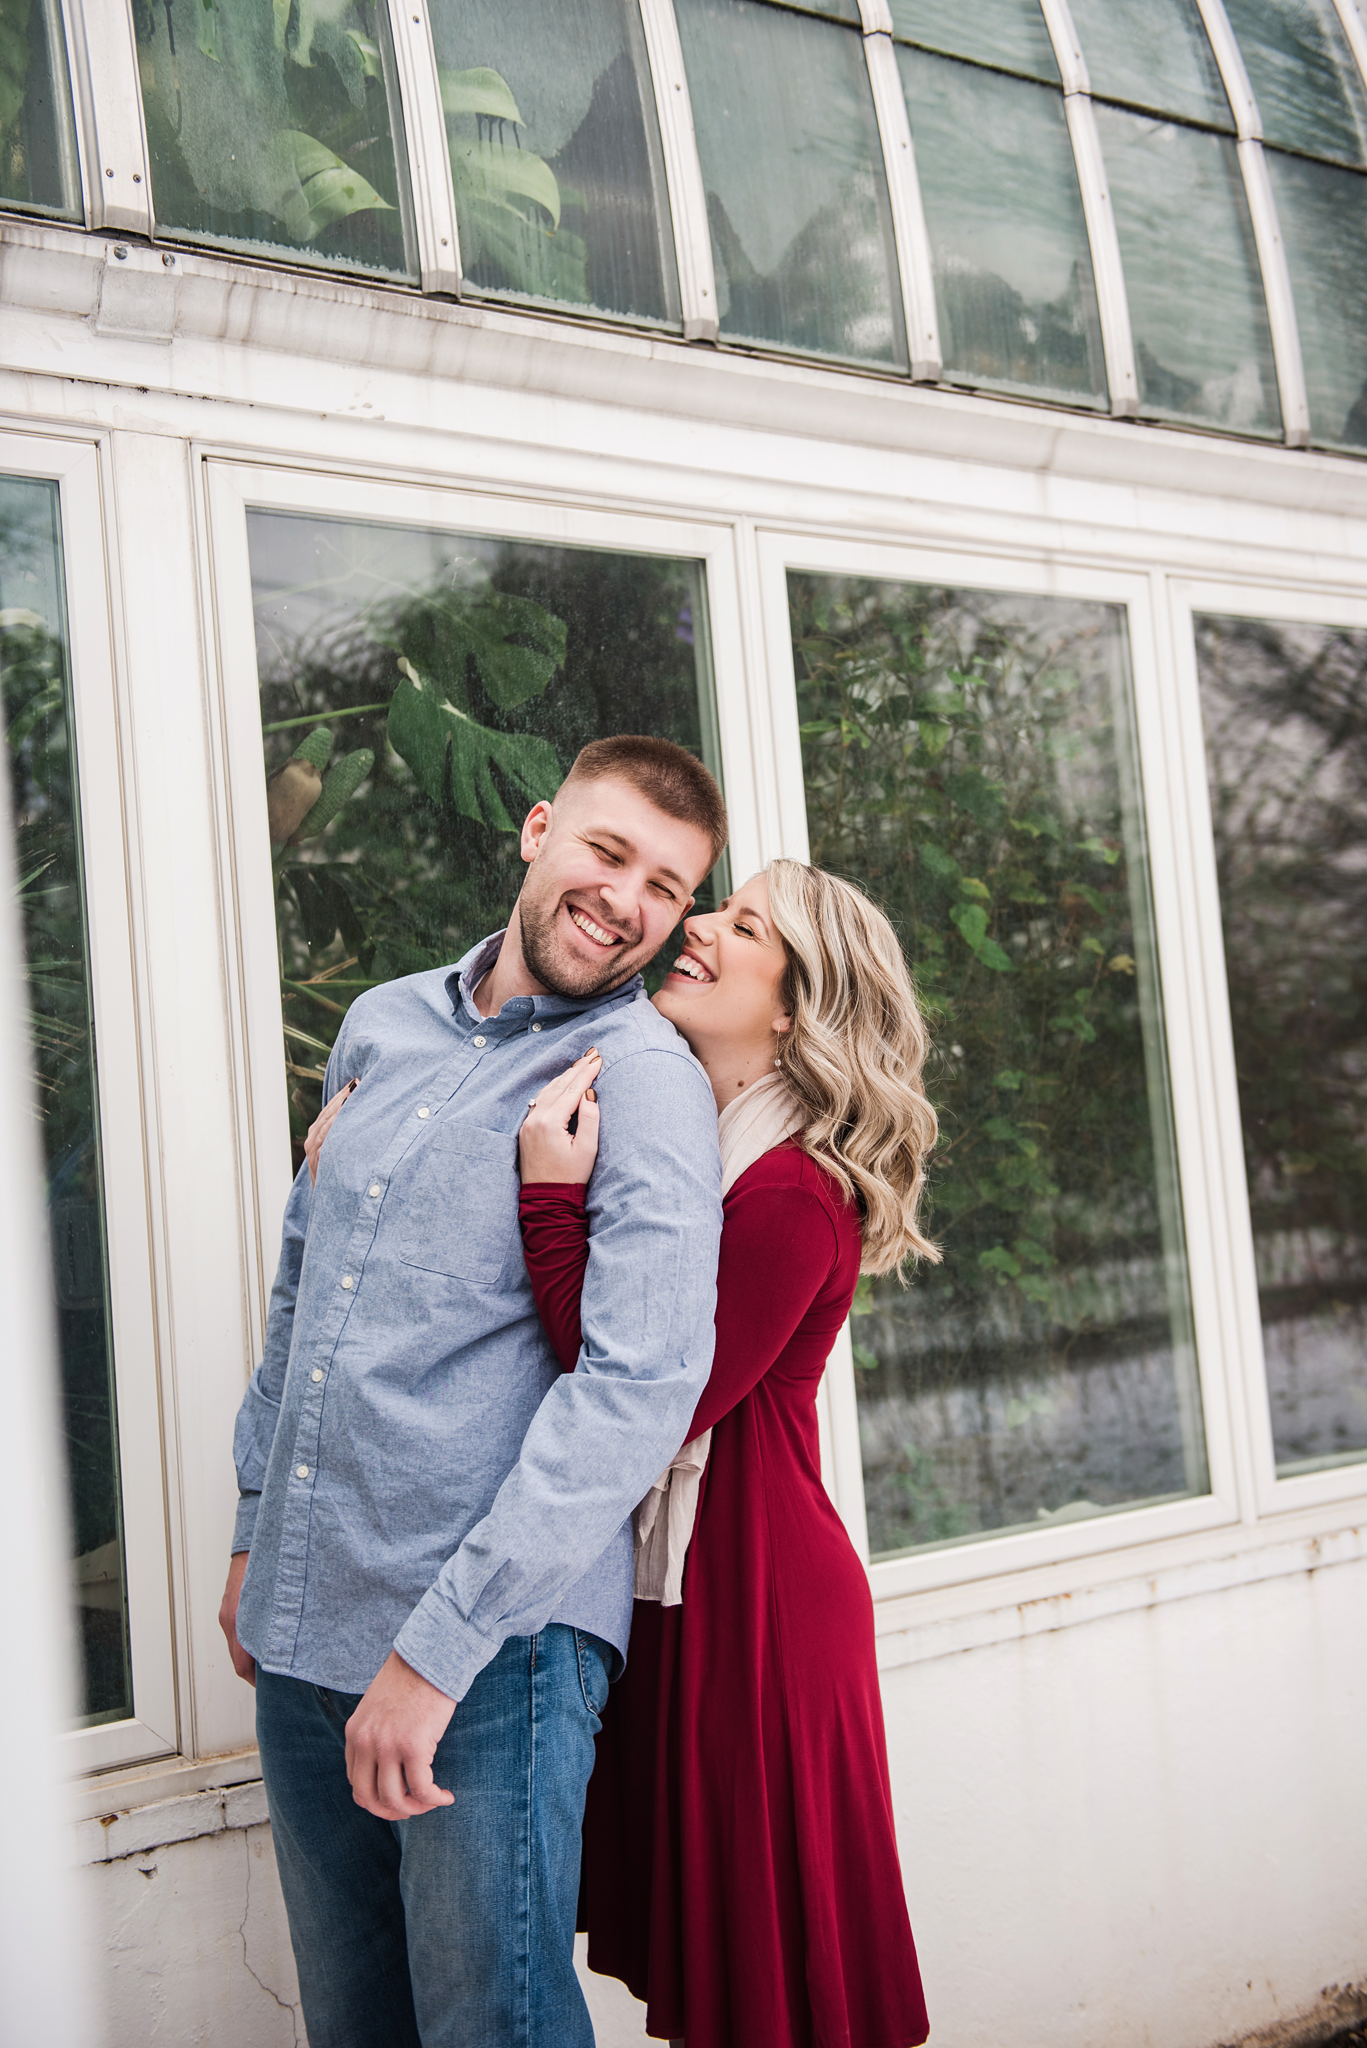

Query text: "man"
[219, 735, 727, 2048]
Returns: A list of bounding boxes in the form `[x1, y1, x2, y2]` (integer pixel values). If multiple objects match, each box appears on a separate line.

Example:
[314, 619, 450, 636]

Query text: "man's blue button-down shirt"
[233, 932, 722, 1703]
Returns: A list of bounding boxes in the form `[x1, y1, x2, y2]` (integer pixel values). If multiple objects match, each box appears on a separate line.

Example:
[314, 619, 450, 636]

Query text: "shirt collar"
[447, 930, 645, 1031]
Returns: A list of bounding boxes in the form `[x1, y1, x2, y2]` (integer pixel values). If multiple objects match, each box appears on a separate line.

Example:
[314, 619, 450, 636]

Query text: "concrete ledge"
[77, 1778, 270, 1866]
[1217, 1984, 1367, 2048]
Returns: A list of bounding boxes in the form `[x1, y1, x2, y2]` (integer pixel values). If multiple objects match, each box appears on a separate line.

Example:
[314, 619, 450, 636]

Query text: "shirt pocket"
[397, 1120, 520, 1284]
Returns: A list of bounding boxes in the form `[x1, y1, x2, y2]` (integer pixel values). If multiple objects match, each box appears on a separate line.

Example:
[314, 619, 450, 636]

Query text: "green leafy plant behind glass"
[255, 521, 714, 1161]
[441, 64, 586, 303]
[790, 574, 1196, 1553]
[133, 0, 407, 268]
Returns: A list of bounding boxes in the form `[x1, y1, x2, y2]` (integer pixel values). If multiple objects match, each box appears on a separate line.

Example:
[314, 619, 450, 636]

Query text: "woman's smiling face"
[654, 872, 791, 1063]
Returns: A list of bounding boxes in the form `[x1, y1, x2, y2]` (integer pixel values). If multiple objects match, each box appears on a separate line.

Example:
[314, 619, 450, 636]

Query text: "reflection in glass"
[0, 0, 80, 216]
[135, 0, 413, 276]
[1196, 616, 1367, 1474]
[888, 0, 1059, 82]
[790, 574, 1204, 1558]
[898, 50, 1106, 407]
[1067, 0, 1231, 127]
[250, 515, 724, 1153]
[1222, 0, 1367, 167]
[2, 478, 129, 1722]
[1267, 151, 1367, 450]
[675, 0, 905, 366]
[1095, 105, 1280, 435]
[431, 0, 678, 322]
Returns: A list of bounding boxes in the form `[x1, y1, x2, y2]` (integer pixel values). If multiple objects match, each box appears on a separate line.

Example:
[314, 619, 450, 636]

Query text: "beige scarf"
[633, 1074, 806, 1605]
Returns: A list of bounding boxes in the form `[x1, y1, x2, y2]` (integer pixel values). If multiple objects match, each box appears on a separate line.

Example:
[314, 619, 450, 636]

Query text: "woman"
[517, 858, 939, 2048]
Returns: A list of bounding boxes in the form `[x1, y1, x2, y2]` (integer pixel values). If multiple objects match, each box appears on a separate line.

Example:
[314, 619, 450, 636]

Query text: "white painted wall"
[75, 1548, 1366, 2048]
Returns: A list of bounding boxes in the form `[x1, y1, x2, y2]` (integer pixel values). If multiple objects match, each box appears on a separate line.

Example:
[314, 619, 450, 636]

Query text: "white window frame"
[1166, 572, 1367, 1522]
[199, 454, 764, 1445]
[752, 527, 1249, 1599]
[1, 428, 178, 1773]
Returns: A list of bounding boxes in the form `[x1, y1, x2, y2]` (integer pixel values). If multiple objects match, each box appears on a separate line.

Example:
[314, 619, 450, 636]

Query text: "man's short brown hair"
[559, 735, 728, 874]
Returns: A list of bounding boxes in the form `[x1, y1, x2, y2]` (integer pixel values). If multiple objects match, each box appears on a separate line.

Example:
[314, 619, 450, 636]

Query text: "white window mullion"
[859, 18, 942, 383]
[384, 0, 462, 296]
[1332, 0, 1367, 100]
[62, 0, 151, 238]
[638, 0, 720, 340]
[1191, 0, 1311, 446]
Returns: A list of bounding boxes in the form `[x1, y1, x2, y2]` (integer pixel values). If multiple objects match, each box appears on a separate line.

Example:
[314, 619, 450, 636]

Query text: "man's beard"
[519, 889, 651, 1000]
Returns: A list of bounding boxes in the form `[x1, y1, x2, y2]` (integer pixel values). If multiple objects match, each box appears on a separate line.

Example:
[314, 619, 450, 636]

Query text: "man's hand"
[345, 1652, 457, 1820]
[219, 1552, 256, 1687]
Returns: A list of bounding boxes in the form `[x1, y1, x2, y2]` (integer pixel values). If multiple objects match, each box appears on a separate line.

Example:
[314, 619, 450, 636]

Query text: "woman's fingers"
[528, 1050, 600, 1115]
[518, 1055, 602, 1186]
[305, 1077, 358, 1185]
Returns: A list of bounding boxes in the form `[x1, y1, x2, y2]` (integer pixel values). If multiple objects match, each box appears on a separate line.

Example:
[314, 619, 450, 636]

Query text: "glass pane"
[0, 0, 80, 216]
[1195, 614, 1367, 1475]
[888, 0, 1059, 84]
[897, 50, 1107, 407]
[250, 514, 724, 1152]
[432, 0, 679, 323]
[2, 478, 129, 1722]
[1067, 0, 1232, 128]
[760, 0, 863, 19]
[791, 573, 1204, 1558]
[1222, 0, 1367, 167]
[135, 0, 413, 277]
[1095, 105, 1281, 435]
[675, 0, 906, 366]
[1267, 150, 1367, 450]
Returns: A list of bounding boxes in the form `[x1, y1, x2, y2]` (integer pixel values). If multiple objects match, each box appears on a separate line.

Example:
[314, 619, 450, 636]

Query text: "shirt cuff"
[233, 1492, 261, 1553]
[394, 1589, 503, 1706]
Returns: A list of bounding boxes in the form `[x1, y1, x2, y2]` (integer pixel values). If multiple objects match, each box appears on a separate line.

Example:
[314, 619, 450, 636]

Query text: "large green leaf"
[388, 658, 561, 830]
[453, 130, 561, 230]
[285, 130, 393, 238]
[439, 65, 521, 123]
[399, 590, 566, 712]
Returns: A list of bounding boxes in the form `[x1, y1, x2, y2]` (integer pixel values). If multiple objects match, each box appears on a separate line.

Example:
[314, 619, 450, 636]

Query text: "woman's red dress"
[519, 1141, 929, 2048]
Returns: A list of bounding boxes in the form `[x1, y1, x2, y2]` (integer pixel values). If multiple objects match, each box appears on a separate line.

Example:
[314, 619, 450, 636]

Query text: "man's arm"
[350, 1042, 720, 1789]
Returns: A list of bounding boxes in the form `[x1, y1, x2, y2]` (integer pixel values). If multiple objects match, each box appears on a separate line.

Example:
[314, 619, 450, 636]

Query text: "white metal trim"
[1063, 94, 1139, 417]
[1331, 0, 1367, 106]
[862, 32, 942, 381]
[384, 0, 462, 296]
[63, 0, 152, 237]
[1038, 0, 1090, 95]
[1236, 138, 1311, 447]
[1194, 0, 1261, 137]
[44, 0, 86, 222]
[856, 0, 894, 34]
[637, 0, 720, 341]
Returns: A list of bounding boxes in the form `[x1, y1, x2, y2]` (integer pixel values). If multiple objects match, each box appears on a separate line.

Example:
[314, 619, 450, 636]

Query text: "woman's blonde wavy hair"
[766, 859, 940, 1277]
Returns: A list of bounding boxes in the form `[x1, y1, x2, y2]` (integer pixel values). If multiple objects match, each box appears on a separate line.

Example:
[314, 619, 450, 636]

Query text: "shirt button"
[368, 1183, 382, 1197]
[296, 1465, 309, 1478]
[341, 1275, 354, 1290]
[311, 1368, 323, 1383]
[472, 1035, 487, 1048]
[417, 1106, 430, 1118]
[531, 1021, 543, 1032]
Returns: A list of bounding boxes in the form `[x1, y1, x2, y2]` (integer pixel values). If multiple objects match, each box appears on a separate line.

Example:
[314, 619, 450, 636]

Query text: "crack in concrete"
[237, 1828, 301, 2047]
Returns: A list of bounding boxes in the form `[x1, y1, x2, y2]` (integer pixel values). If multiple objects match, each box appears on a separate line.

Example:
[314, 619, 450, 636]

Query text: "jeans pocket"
[573, 1630, 611, 1720]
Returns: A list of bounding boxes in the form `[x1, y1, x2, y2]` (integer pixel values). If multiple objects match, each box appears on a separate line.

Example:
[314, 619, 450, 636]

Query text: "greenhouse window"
[887, 0, 1059, 84]
[0, 0, 80, 220]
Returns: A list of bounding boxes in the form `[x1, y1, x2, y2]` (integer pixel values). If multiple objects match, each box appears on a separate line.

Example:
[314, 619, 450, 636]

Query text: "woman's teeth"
[672, 955, 713, 983]
[570, 909, 621, 947]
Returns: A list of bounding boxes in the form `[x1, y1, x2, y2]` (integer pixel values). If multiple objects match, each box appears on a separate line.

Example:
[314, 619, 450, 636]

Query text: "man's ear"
[520, 800, 553, 865]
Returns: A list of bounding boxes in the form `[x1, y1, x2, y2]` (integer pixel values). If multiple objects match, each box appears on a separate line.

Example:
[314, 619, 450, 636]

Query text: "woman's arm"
[519, 1184, 590, 1373]
[687, 1172, 841, 1438]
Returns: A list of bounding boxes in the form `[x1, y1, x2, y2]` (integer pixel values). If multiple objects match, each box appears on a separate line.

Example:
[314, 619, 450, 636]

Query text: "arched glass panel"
[898, 49, 1106, 407]
[888, 0, 1059, 83]
[675, 0, 906, 367]
[1221, 0, 1367, 166]
[0, 0, 80, 218]
[1094, 106, 1280, 435]
[1066, 0, 1233, 128]
[790, 573, 1205, 1557]
[1267, 150, 1367, 449]
[1195, 613, 1367, 1475]
[431, 0, 679, 324]
[134, 0, 414, 277]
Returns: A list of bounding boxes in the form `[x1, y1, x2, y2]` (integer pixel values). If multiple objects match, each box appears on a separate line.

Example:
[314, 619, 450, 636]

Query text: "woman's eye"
[734, 922, 754, 938]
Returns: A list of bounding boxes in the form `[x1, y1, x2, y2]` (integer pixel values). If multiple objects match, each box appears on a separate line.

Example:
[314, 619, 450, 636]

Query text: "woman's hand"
[518, 1051, 602, 1185]
[305, 1077, 358, 1185]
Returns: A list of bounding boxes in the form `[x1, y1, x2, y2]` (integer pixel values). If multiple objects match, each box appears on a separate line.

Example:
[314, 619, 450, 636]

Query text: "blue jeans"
[255, 1626, 611, 2048]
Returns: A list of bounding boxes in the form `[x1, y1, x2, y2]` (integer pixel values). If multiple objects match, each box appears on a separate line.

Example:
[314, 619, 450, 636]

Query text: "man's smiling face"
[513, 775, 716, 1001]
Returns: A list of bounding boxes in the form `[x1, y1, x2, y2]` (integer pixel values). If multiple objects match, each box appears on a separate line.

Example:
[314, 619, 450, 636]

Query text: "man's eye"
[590, 843, 621, 864]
